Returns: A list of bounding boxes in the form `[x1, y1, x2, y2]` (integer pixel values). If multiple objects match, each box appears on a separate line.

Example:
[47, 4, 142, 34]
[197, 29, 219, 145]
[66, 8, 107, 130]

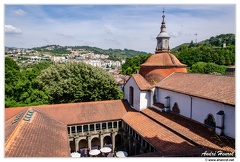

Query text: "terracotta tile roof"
[141, 108, 235, 153]
[5, 108, 70, 157]
[5, 109, 28, 143]
[133, 149, 204, 157]
[5, 107, 28, 121]
[31, 100, 130, 125]
[156, 73, 235, 105]
[122, 109, 204, 156]
[141, 53, 187, 67]
[227, 65, 235, 69]
[131, 74, 153, 90]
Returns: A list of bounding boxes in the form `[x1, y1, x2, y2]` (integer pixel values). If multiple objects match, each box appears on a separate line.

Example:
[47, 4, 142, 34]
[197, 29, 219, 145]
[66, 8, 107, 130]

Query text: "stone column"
[75, 126, 77, 135]
[70, 126, 72, 136]
[100, 134, 104, 148]
[87, 136, 91, 150]
[112, 132, 117, 153]
[75, 138, 79, 152]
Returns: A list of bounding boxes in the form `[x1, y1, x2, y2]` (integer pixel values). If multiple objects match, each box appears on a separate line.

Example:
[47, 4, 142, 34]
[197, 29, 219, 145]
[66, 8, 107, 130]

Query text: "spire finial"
[162, 9, 165, 23]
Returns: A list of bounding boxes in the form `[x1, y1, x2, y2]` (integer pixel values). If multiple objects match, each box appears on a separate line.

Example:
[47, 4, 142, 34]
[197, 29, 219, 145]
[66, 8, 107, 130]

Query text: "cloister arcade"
[68, 120, 156, 156]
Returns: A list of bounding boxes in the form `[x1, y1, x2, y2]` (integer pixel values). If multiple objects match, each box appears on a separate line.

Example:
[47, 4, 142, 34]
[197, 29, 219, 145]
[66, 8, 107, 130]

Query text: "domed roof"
[157, 32, 170, 38]
[141, 52, 187, 67]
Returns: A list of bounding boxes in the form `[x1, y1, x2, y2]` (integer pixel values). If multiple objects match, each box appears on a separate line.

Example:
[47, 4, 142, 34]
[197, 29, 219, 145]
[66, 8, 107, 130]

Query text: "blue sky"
[4, 4, 236, 53]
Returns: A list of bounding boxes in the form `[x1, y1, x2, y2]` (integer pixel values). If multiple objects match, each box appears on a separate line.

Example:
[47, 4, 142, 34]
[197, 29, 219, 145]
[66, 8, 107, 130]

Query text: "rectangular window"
[102, 123, 106, 129]
[77, 126, 82, 133]
[147, 143, 150, 151]
[67, 127, 70, 134]
[151, 146, 154, 152]
[119, 121, 122, 128]
[83, 125, 88, 132]
[113, 122, 117, 128]
[143, 140, 146, 147]
[96, 123, 100, 130]
[108, 122, 112, 129]
[71, 126, 75, 133]
[90, 124, 94, 131]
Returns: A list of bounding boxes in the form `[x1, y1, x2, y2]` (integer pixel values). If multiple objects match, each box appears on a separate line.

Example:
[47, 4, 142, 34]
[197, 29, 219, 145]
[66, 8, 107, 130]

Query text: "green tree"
[5, 58, 50, 107]
[191, 62, 226, 75]
[37, 62, 123, 104]
[191, 62, 206, 73]
[121, 53, 151, 75]
[5, 57, 21, 101]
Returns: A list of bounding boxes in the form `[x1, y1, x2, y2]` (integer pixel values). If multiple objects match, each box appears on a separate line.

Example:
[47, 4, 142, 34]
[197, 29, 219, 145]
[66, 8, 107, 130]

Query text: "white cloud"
[56, 33, 73, 38]
[5, 25, 22, 34]
[12, 9, 27, 16]
[4, 5, 235, 52]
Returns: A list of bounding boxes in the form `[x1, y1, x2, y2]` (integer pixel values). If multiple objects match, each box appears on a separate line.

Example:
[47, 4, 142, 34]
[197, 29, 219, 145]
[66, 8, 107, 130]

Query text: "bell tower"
[155, 10, 170, 53]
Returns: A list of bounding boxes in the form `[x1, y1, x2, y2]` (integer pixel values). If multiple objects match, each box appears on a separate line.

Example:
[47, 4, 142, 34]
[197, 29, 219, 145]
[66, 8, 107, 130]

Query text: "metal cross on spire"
[162, 9, 165, 23]
[162, 9, 165, 17]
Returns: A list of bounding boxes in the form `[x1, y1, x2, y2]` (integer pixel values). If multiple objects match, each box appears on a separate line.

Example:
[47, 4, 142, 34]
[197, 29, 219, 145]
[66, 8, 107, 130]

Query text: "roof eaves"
[156, 86, 235, 106]
[132, 74, 153, 91]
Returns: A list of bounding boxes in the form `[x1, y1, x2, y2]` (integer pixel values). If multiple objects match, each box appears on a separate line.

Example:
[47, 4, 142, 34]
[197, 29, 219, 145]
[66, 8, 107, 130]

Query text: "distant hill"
[5, 47, 18, 51]
[72, 46, 149, 61]
[171, 33, 235, 70]
[198, 33, 235, 47]
[29, 45, 149, 61]
[172, 33, 235, 51]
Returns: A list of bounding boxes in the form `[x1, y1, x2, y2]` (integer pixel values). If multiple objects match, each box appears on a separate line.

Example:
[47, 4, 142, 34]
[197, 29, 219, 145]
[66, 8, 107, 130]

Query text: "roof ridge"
[156, 72, 176, 84]
[168, 53, 176, 65]
[33, 108, 67, 125]
[132, 74, 153, 90]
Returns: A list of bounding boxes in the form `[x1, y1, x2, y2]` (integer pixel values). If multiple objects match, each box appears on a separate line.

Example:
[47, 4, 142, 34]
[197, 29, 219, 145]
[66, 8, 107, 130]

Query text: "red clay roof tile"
[156, 73, 235, 105]
[131, 74, 153, 90]
[30, 100, 130, 125]
[141, 53, 187, 67]
[122, 109, 204, 155]
[141, 108, 235, 153]
[5, 107, 28, 121]
[5, 108, 70, 157]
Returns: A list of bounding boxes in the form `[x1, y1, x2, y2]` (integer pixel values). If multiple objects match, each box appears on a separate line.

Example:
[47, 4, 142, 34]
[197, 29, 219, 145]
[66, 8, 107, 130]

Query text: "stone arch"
[115, 134, 122, 148]
[103, 135, 112, 147]
[91, 137, 100, 149]
[172, 102, 180, 114]
[79, 139, 88, 150]
[69, 140, 75, 152]
[204, 114, 216, 129]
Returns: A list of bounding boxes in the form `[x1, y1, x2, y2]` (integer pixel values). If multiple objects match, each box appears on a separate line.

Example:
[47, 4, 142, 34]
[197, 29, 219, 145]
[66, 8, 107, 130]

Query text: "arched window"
[129, 86, 134, 107]
[172, 102, 180, 114]
[204, 114, 216, 129]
